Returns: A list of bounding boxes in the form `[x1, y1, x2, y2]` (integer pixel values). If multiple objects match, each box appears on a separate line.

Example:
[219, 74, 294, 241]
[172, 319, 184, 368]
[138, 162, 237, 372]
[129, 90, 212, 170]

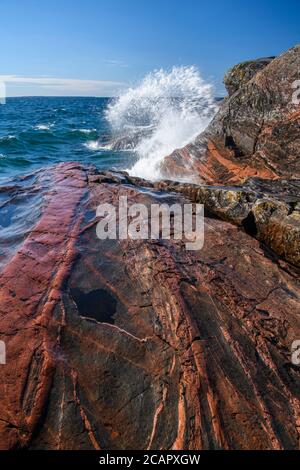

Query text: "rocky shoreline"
[0, 45, 300, 450]
[162, 45, 300, 184]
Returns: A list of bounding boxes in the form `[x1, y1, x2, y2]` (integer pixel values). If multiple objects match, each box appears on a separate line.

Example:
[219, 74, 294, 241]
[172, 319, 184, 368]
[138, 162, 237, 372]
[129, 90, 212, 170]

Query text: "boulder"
[162, 45, 300, 184]
[224, 57, 275, 96]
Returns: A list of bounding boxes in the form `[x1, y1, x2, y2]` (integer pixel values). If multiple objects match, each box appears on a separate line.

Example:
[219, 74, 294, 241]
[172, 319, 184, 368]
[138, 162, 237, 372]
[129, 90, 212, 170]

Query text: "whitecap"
[85, 140, 103, 150]
[0, 135, 16, 141]
[34, 124, 53, 131]
[78, 128, 97, 134]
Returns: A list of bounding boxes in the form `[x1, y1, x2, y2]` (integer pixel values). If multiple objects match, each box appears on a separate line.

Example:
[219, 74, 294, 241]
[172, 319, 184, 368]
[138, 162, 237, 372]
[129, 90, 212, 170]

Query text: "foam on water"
[106, 66, 218, 180]
[0, 135, 17, 142]
[34, 124, 54, 131]
[78, 128, 97, 134]
[85, 140, 107, 150]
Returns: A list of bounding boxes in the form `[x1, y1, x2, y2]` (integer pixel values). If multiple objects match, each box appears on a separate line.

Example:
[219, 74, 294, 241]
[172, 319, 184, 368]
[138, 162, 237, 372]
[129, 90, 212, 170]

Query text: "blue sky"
[0, 0, 299, 96]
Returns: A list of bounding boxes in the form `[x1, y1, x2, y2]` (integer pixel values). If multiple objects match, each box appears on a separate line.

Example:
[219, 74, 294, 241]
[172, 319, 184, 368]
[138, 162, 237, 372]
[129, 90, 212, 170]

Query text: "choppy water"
[0, 97, 137, 182]
[0, 68, 218, 184]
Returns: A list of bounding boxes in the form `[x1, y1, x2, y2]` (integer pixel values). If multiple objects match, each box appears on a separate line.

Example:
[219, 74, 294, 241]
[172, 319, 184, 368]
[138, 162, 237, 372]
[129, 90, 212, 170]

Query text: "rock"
[224, 57, 275, 96]
[157, 178, 300, 267]
[162, 45, 300, 184]
[107, 134, 141, 151]
[0, 163, 300, 450]
[116, 173, 300, 267]
[251, 198, 300, 266]
[106, 127, 154, 151]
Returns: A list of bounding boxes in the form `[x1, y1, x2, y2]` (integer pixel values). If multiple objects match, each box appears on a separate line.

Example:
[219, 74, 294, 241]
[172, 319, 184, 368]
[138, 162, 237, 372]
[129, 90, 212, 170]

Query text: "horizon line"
[4, 94, 226, 99]
[4, 95, 113, 98]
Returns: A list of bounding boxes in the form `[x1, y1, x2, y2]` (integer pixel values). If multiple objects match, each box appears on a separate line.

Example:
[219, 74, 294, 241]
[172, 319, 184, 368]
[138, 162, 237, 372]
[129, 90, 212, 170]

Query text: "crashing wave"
[105, 66, 218, 180]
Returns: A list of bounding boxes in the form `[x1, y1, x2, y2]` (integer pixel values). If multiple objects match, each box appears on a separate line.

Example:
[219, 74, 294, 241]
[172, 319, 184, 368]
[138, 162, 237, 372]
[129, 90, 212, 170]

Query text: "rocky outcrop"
[0, 163, 300, 450]
[159, 178, 300, 267]
[224, 57, 275, 96]
[117, 172, 300, 267]
[162, 45, 300, 184]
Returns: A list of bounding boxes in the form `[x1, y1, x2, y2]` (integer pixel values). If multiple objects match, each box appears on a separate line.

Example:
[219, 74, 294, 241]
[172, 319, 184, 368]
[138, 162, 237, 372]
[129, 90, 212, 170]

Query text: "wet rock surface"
[0, 163, 299, 450]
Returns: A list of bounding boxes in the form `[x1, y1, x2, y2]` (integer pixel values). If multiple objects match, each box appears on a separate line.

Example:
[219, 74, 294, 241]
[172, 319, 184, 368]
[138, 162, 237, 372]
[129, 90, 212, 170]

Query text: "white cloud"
[0, 75, 127, 97]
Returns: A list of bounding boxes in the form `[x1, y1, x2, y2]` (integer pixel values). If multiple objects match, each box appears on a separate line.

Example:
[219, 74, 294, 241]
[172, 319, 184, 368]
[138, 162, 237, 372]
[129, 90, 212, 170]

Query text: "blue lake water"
[0, 97, 136, 182]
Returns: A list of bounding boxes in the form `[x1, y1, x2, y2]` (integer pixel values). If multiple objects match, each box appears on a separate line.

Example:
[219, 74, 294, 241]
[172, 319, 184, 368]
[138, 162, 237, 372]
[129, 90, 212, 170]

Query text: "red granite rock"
[162, 45, 300, 184]
[0, 163, 299, 450]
